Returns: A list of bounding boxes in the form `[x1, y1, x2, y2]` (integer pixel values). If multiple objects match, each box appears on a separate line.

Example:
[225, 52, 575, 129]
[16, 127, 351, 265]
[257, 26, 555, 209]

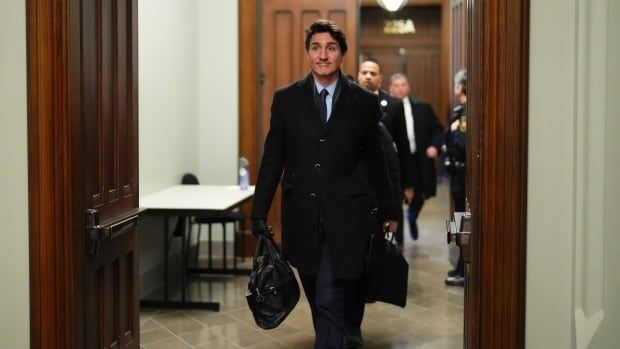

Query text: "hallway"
[139, 184, 463, 349]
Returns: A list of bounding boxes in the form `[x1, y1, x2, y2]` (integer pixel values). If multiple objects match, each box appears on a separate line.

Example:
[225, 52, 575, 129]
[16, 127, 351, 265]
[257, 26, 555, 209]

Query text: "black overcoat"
[377, 90, 415, 190]
[395, 97, 444, 198]
[251, 73, 393, 279]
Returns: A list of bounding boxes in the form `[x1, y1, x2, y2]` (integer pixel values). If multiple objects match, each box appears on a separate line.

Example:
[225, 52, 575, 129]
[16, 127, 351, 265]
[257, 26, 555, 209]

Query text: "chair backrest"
[181, 173, 199, 185]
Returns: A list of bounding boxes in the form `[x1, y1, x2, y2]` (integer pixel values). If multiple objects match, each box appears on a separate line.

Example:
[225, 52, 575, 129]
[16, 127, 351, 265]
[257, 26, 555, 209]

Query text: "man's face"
[357, 61, 382, 92]
[389, 77, 410, 99]
[454, 84, 464, 97]
[306, 32, 344, 83]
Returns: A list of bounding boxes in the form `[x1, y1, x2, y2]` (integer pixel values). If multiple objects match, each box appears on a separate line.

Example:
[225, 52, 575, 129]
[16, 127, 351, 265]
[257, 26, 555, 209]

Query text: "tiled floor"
[139, 184, 464, 349]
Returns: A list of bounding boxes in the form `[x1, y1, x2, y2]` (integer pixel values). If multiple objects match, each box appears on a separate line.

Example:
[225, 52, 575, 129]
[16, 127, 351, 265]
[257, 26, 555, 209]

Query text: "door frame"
[466, 0, 529, 347]
[239, 0, 530, 347]
[27, 0, 86, 347]
[27, 0, 529, 347]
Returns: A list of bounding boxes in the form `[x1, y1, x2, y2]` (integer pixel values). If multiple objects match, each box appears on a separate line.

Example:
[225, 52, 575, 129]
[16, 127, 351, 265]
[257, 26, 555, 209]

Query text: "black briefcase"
[246, 228, 300, 329]
[365, 229, 409, 307]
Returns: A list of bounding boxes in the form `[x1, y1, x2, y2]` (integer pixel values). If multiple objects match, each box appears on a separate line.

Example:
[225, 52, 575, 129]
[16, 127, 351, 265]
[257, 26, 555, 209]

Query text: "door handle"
[446, 219, 458, 243]
[446, 212, 472, 247]
[85, 209, 139, 255]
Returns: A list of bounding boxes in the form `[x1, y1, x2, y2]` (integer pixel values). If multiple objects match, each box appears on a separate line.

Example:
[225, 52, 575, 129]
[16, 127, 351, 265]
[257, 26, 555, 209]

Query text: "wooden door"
[464, 0, 529, 347]
[260, 0, 358, 239]
[27, 0, 140, 348]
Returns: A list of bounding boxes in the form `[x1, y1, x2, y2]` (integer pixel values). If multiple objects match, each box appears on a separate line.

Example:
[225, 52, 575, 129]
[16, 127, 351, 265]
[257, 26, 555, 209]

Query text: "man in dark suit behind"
[251, 20, 395, 349]
[389, 73, 444, 240]
[357, 59, 415, 247]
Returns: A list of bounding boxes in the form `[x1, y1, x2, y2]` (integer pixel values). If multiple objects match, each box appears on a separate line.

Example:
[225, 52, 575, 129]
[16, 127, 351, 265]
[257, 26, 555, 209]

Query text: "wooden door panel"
[84, 0, 138, 217]
[82, 0, 140, 348]
[85, 230, 138, 349]
[27, 0, 139, 347]
[261, 0, 358, 240]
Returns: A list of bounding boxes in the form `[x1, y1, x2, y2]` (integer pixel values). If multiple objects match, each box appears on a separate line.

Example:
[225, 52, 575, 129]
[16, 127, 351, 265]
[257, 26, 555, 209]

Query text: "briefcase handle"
[382, 223, 398, 246]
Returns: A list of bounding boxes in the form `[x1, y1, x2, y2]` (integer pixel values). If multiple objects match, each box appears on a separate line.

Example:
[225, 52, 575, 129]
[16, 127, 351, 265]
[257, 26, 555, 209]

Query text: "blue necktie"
[319, 89, 329, 124]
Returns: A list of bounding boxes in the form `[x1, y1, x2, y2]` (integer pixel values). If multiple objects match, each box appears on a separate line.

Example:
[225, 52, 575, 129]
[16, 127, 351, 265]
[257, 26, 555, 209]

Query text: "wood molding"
[238, 0, 259, 254]
[27, 0, 82, 347]
[467, 0, 529, 347]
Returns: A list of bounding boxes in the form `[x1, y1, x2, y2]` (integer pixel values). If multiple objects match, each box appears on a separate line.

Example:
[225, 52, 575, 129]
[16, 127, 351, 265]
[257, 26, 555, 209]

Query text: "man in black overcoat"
[251, 20, 394, 349]
[357, 59, 415, 246]
[389, 73, 444, 240]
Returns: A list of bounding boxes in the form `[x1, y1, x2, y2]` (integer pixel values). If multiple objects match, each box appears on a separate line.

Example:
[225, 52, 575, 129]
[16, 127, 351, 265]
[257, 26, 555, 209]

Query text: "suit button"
[309, 193, 317, 199]
[314, 163, 321, 169]
[319, 137, 326, 142]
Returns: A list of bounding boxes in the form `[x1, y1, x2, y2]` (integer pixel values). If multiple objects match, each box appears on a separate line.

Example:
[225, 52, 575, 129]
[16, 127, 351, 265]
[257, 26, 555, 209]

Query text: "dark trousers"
[451, 177, 465, 276]
[343, 276, 365, 341]
[300, 239, 357, 349]
[407, 189, 426, 239]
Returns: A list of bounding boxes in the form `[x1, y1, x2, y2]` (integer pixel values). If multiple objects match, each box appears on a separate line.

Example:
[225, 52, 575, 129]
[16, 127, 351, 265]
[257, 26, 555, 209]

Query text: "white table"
[140, 184, 255, 214]
[139, 185, 255, 311]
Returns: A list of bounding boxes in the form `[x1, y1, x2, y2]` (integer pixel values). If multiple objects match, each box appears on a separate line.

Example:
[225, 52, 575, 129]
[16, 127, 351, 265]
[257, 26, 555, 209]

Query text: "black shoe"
[343, 326, 363, 348]
[445, 275, 465, 286]
[410, 223, 418, 240]
[447, 269, 459, 277]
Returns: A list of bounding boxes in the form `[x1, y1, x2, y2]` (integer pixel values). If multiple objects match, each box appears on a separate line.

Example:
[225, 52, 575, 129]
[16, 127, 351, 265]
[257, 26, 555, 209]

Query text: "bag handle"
[251, 226, 283, 267]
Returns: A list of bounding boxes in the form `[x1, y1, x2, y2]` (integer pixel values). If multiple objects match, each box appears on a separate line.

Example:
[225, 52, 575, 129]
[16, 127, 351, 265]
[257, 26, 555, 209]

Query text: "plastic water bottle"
[239, 157, 249, 190]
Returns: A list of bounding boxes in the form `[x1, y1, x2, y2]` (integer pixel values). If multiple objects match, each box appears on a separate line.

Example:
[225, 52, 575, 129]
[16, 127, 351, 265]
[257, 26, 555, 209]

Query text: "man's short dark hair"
[361, 57, 381, 72]
[305, 19, 348, 54]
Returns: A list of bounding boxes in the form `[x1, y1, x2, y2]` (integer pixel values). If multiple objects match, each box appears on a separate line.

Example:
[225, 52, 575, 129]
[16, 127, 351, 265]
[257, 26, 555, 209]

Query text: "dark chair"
[181, 173, 246, 271]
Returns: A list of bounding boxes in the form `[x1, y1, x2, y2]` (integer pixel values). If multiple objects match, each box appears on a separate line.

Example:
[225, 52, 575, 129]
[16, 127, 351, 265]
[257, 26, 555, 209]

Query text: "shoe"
[343, 326, 363, 348]
[447, 269, 458, 277]
[445, 275, 465, 286]
[410, 223, 418, 240]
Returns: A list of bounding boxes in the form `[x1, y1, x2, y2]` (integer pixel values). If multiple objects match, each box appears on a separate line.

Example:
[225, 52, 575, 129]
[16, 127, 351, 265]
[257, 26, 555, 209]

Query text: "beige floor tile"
[273, 331, 315, 349]
[140, 319, 162, 332]
[176, 327, 223, 346]
[143, 337, 192, 349]
[194, 338, 242, 349]
[243, 340, 289, 349]
[141, 328, 175, 345]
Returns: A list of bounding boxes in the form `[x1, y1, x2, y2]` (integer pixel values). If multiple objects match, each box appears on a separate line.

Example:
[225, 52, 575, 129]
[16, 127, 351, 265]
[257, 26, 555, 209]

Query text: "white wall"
[0, 0, 30, 347]
[197, 1, 239, 185]
[139, 0, 199, 195]
[527, 0, 620, 347]
[138, 1, 239, 294]
[139, 0, 238, 194]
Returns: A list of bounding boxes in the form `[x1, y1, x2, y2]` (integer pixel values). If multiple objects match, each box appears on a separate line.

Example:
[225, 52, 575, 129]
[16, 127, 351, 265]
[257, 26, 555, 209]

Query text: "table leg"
[164, 216, 169, 301]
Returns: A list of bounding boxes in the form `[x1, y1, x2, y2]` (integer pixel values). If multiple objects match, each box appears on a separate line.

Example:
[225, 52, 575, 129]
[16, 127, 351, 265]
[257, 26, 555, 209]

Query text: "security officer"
[444, 69, 467, 286]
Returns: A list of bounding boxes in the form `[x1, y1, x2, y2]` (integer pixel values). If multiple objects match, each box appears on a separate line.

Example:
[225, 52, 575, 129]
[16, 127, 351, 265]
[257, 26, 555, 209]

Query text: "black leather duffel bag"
[246, 227, 300, 329]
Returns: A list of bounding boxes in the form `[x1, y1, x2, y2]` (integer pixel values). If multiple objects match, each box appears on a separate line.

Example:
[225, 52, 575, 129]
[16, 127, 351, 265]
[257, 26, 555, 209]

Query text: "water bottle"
[239, 157, 249, 190]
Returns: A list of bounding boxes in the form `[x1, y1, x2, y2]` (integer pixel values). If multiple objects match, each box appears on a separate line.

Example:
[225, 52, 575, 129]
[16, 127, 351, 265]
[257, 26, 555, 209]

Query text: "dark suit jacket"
[377, 122, 402, 217]
[376, 91, 415, 190]
[402, 96, 444, 198]
[251, 73, 393, 279]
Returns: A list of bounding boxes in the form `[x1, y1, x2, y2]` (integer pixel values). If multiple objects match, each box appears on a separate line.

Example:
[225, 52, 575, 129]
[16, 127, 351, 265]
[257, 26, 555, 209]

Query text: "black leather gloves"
[252, 219, 273, 238]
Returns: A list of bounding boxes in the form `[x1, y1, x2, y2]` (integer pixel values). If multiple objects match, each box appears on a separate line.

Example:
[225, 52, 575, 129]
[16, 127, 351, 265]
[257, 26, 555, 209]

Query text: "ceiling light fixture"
[377, 0, 408, 12]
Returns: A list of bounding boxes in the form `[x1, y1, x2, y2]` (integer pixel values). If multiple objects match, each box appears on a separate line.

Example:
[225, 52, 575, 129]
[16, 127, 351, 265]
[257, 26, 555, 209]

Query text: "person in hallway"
[444, 69, 467, 286]
[341, 71, 403, 349]
[389, 73, 444, 241]
[250, 19, 395, 349]
[357, 59, 415, 247]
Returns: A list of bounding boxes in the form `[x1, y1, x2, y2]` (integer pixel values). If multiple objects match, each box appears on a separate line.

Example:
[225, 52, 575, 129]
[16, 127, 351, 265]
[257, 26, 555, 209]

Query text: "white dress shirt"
[402, 97, 417, 154]
[314, 79, 338, 122]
